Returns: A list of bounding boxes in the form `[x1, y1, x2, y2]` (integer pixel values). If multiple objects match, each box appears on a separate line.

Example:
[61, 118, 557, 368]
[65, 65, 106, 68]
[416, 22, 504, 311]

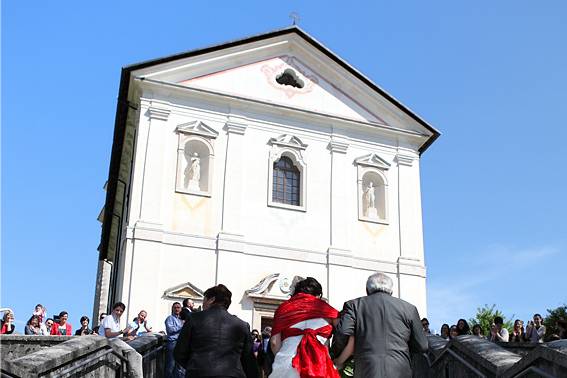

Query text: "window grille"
[272, 156, 300, 206]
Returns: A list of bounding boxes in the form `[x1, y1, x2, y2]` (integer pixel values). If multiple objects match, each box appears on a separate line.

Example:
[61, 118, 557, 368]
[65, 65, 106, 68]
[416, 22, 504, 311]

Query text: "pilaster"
[216, 116, 247, 287]
[397, 256, 427, 316]
[138, 102, 171, 226]
[219, 116, 248, 239]
[328, 135, 351, 250]
[327, 135, 352, 302]
[92, 259, 112, 326]
[395, 152, 424, 261]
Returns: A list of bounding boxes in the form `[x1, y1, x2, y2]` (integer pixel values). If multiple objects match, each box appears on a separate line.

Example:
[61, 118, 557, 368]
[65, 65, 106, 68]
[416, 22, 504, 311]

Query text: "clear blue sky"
[3, 1, 566, 333]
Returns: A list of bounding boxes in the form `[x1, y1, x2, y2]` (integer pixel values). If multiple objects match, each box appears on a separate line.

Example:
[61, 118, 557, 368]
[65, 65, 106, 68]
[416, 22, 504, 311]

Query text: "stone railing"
[411, 335, 448, 377]
[429, 335, 521, 377]
[1, 335, 125, 377]
[2, 333, 565, 377]
[502, 340, 567, 378]
[497, 341, 539, 358]
[126, 333, 166, 377]
[424, 335, 567, 378]
[0, 333, 167, 377]
[0, 335, 73, 362]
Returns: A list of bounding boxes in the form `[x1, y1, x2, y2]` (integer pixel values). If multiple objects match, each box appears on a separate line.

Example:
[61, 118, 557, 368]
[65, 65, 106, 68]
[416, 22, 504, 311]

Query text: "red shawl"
[272, 293, 340, 378]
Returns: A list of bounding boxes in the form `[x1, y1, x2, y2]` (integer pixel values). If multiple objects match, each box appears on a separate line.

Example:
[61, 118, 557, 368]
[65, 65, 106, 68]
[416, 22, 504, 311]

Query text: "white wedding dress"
[269, 318, 330, 378]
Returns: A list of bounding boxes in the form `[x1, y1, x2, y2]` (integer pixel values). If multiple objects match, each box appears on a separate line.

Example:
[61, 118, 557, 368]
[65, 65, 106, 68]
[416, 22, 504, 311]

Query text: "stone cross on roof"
[289, 12, 300, 26]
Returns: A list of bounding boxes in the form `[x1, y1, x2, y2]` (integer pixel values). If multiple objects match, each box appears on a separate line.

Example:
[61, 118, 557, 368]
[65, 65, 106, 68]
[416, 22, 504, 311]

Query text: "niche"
[175, 121, 217, 197]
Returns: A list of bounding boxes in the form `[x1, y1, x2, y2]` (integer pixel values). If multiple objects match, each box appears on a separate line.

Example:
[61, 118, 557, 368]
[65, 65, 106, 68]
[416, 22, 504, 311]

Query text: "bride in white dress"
[270, 318, 331, 378]
[268, 278, 340, 378]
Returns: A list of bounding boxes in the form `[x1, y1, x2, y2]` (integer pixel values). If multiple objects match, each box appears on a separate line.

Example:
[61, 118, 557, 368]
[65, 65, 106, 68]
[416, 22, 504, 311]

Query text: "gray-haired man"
[333, 272, 428, 377]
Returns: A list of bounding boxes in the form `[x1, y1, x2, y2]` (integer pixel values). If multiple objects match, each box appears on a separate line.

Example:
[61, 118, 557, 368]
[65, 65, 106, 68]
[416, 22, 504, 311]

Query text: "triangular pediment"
[176, 120, 218, 139]
[354, 153, 391, 170]
[129, 27, 439, 147]
[176, 55, 384, 124]
[269, 134, 307, 150]
[163, 282, 204, 300]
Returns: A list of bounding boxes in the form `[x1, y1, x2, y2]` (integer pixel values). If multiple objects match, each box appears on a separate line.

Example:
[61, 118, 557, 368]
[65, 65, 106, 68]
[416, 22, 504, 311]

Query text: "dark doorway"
[261, 316, 273, 331]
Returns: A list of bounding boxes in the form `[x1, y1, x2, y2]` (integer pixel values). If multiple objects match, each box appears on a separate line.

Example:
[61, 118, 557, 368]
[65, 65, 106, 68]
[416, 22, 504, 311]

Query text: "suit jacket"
[336, 292, 428, 378]
[180, 307, 192, 322]
[174, 305, 258, 378]
[256, 337, 274, 375]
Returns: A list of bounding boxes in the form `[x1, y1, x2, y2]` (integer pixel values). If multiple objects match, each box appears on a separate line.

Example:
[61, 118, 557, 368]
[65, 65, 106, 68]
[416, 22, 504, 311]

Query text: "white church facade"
[93, 27, 440, 331]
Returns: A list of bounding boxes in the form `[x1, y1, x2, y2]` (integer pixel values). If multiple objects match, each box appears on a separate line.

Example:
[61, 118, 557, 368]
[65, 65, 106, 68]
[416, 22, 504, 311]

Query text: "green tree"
[543, 304, 567, 340]
[469, 304, 514, 336]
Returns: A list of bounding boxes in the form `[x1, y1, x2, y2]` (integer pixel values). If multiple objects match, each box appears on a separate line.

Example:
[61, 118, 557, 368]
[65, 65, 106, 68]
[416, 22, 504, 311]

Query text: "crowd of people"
[0, 305, 80, 336]
[168, 273, 428, 378]
[421, 313, 567, 343]
[0, 304, 154, 338]
[2, 276, 567, 378]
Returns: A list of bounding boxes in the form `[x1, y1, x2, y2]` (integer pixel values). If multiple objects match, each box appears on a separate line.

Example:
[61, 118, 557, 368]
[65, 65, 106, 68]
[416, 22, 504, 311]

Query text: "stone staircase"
[0, 334, 166, 377]
[2, 333, 566, 377]
[414, 335, 567, 377]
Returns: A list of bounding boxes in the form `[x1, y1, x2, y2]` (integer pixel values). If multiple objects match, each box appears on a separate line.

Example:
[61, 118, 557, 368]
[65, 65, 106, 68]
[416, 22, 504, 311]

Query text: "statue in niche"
[185, 152, 201, 190]
[364, 181, 378, 218]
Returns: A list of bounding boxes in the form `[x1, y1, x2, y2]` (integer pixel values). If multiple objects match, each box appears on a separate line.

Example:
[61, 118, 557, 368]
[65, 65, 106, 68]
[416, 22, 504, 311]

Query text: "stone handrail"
[502, 339, 567, 378]
[0, 335, 121, 377]
[0, 333, 167, 377]
[428, 335, 521, 377]
[426, 335, 567, 378]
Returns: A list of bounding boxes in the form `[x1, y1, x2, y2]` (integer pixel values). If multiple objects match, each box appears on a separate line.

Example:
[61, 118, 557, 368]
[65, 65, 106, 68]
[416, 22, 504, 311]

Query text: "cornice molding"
[354, 153, 391, 170]
[163, 281, 204, 300]
[245, 273, 281, 295]
[328, 136, 349, 154]
[395, 154, 414, 167]
[225, 116, 247, 135]
[147, 106, 171, 121]
[245, 273, 305, 299]
[136, 78, 429, 142]
[176, 120, 218, 139]
[269, 134, 308, 150]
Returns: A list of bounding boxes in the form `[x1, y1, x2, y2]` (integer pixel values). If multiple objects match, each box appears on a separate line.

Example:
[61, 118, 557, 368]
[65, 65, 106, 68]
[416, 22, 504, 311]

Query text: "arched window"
[267, 134, 307, 211]
[272, 156, 300, 206]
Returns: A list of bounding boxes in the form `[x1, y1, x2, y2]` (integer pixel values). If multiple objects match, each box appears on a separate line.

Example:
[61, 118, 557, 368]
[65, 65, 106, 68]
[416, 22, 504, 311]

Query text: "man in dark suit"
[179, 298, 194, 322]
[256, 326, 274, 377]
[333, 272, 428, 378]
[174, 284, 258, 378]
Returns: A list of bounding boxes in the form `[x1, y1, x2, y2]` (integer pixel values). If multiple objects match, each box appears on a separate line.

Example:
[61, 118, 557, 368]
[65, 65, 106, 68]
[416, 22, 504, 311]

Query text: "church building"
[94, 27, 440, 331]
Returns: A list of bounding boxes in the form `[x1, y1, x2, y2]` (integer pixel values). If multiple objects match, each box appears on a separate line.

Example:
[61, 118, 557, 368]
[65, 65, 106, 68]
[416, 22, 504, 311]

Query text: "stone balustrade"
[424, 335, 567, 378]
[1, 333, 565, 377]
[0, 333, 166, 377]
[502, 340, 567, 378]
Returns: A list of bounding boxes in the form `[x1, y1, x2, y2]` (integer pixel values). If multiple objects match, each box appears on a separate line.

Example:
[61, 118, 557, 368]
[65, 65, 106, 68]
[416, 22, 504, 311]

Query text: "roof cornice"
[122, 26, 439, 152]
[135, 77, 429, 140]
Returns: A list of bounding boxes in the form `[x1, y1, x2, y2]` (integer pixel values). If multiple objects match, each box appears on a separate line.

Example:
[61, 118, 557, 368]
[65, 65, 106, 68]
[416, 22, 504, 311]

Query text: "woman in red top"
[269, 277, 340, 378]
[0, 310, 15, 334]
[50, 311, 72, 336]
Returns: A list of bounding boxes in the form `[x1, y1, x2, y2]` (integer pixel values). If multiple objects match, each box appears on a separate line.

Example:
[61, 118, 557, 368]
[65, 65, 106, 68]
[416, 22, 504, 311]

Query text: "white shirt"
[99, 314, 121, 338]
[491, 327, 509, 342]
[57, 324, 67, 335]
[527, 324, 545, 343]
[39, 323, 49, 336]
[128, 320, 152, 336]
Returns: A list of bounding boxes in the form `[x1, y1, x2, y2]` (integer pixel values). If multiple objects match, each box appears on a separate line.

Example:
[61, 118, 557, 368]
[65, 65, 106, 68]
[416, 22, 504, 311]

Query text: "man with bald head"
[333, 272, 428, 377]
